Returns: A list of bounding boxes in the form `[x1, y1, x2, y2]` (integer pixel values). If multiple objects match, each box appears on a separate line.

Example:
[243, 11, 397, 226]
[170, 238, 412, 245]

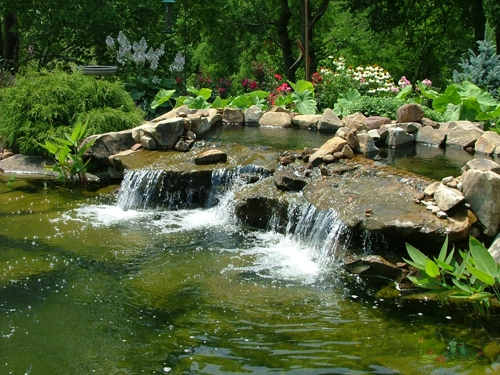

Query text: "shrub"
[0, 70, 144, 155]
[340, 95, 406, 119]
[453, 40, 500, 99]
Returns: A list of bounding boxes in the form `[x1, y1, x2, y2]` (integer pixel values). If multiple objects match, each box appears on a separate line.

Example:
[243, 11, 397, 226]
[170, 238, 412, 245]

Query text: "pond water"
[0, 127, 495, 375]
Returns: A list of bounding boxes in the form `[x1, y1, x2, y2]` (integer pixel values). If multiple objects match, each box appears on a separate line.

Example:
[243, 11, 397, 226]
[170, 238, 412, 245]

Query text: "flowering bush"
[195, 72, 232, 99]
[268, 74, 292, 106]
[106, 31, 181, 118]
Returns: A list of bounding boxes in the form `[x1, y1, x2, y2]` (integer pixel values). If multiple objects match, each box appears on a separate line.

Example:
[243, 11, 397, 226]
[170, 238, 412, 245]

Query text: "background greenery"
[1, 0, 499, 90]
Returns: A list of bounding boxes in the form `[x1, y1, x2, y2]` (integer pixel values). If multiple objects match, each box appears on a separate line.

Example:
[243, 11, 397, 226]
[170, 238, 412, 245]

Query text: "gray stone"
[141, 118, 186, 148]
[194, 149, 228, 165]
[317, 108, 344, 133]
[273, 170, 307, 191]
[355, 133, 380, 154]
[335, 127, 359, 149]
[140, 134, 157, 150]
[343, 255, 403, 282]
[446, 121, 484, 148]
[475, 131, 500, 155]
[415, 126, 447, 146]
[259, 112, 292, 127]
[434, 184, 465, 211]
[292, 114, 322, 130]
[385, 127, 414, 148]
[343, 112, 369, 132]
[398, 122, 421, 134]
[462, 158, 500, 175]
[84, 129, 136, 167]
[424, 181, 440, 198]
[244, 105, 264, 125]
[461, 168, 500, 236]
[489, 232, 500, 263]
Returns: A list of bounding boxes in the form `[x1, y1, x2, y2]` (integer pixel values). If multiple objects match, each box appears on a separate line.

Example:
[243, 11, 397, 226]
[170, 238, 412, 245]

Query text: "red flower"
[275, 74, 282, 80]
[436, 355, 446, 363]
[242, 78, 249, 87]
[249, 81, 258, 90]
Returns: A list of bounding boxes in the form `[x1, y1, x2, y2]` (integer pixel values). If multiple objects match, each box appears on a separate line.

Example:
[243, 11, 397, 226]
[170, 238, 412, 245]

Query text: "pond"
[0, 127, 495, 375]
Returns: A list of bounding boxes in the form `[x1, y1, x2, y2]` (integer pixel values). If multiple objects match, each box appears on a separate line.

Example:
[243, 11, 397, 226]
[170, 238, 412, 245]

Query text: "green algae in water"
[0, 174, 494, 374]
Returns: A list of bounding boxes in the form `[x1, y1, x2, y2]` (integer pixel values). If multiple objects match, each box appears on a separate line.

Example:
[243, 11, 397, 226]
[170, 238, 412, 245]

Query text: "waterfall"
[115, 167, 351, 268]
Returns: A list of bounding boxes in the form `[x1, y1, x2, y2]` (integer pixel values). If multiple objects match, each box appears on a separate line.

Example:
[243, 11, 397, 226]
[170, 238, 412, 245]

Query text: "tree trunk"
[472, 0, 486, 43]
[277, 0, 297, 82]
[2, 12, 19, 71]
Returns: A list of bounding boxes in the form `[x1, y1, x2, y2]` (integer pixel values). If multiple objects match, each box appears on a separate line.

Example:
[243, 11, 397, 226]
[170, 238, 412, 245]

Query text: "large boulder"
[273, 170, 307, 191]
[475, 131, 500, 155]
[385, 127, 414, 148]
[259, 112, 292, 127]
[223, 108, 244, 124]
[244, 105, 264, 125]
[433, 184, 465, 212]
[462, 158, 500, 175]
[461, 168, 500, 236]
[84, 129, 136, 167]
[308, 137, 348, 166]
[292, 114, 322, 130]
[194, 149, 228, 165]
[396, 103, 424, 123]
[189, 109, 221, 135]
[317, 108, 344, 133]
[355, 132, 380, 154]
[365, 116, 391, 130]
[446, 121, 484, 148]
[415, 126, 447, 146]
[343, 112, 369, 132]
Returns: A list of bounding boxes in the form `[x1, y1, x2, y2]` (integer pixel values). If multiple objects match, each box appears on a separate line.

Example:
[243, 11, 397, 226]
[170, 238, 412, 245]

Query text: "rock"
[259, 112, 292, 127]
[175, 139, 191, 152]
[355, 133, 380, 154]
[445, 121, 484, 148]
[234, 196, 287, 229]
[341, 144, 354, 159]
[292, 114, 322, 129]
[279, 153, 296, 166]
[475, 131, 500, 155]
[461, 168, 500, 236]
[424, 181, 440, 198]
[140, 118, 186, 148]
[0, 154, 52, 175]
[273, 170, 307, 191]
[108, 149, 137, 173]
[317, 108, 344, 133]
[489, 231, 500, 263]
[434, 184, 465, 211]
[223, 107, 244, 124]
[398, 122, 421, 134]
[84, 129, 136, 167]
[323, 154, 335, 163]
[385, 127, 414, 148]
[194, 149, 228, 165]
[396, 103, 424, 123]
[308, 137, 348, 166]
[343, 112, 369, 132]
[244, 105, 264, 125]
[420, 118, 440, 128]
[335, 127, 359, 150]
[462, 158, 500, 175]
[343, 255, 404, 282]
[365, 116, 391, 130]
[415, 126, 447, 146]
[1, 150, 14, 159]
[140, 134, 157, 150]
[378, 123, 395, 140]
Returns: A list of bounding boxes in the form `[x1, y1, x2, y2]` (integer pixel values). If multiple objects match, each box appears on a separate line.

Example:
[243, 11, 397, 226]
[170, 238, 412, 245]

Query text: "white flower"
[169, 52, 185, 73]
[105, 35, 115, 49]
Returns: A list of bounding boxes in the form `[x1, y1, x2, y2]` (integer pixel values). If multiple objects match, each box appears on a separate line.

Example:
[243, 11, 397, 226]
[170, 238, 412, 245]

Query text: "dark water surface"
[0, 127, 495, 374]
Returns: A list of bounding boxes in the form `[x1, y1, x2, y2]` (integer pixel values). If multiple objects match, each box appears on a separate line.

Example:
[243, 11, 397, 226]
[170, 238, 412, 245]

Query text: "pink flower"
[277, 83, 291, 92]
[398, 76, 411, 87]
[242, 78, 249, 87]
[275, 74, 282, 80]
[249, 81, 258, 90]
[422, 78, 432, 87]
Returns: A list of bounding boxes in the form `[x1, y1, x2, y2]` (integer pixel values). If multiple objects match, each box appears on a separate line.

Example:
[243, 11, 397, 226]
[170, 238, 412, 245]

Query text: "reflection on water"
[0, 139, 495, 374]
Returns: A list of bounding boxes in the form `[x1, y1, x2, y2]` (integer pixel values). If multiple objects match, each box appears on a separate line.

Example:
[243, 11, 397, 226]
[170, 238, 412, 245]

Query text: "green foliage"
[0, 70, 144, 156]
[288, 80, 317, 115]
[39, 121, 96, 185]
[453, 40, 500, 99]
[420, 81, 500, 122]
[404, 236, 500, 317]
[333, 89, 362, 117]
[6, 175, 16, 190]
[230, 91, 269, 110]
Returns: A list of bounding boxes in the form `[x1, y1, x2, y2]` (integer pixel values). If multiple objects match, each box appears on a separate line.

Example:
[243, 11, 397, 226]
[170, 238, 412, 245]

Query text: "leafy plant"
[176, 87, 213, 109]
[0, 70, 144, 156]
[404, 236, 500, 317]
[333, 88, 362, 117]
[230, 90, 269, 110]
[338, 95, 406, 119]
[289, 80, 317, 115]
[420, 81, 500, 123]
[39, 121, 96, 185]
[453, 40, 500, 99]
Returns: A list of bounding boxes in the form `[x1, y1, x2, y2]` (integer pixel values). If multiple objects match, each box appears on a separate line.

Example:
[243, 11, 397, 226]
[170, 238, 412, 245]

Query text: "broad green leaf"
[230, 95, 252, 109]
[469, 236, 498, 278]
[461, 81, 499, 107]
[395, 84, 412, 100]
[150, 89, 176, 109]
[425, 259, 440, 278]
[198, 88, 213, 101]
[291, 90, 317, 115]
[405, 243, 428, 268]
[402, 257, 425, 270]
[444, 103, 461, 121]
[288, 80, 314, 94]
[465, 262, 495, 286]
[460, 98, 481, 121]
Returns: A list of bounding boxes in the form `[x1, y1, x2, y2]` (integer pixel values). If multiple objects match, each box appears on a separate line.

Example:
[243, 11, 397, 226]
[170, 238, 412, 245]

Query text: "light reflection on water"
[0, 161, 494, 375]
